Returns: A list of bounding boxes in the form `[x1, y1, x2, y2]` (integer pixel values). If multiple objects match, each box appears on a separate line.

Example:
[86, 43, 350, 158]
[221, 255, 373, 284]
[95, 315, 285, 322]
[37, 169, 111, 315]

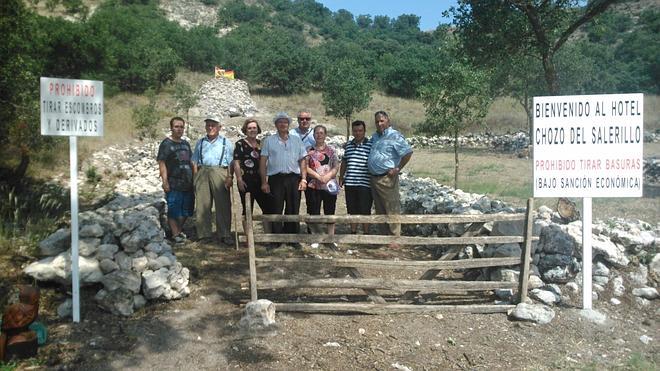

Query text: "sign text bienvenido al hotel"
[533, 94, 643, 198]
[40, 77, 104, 137]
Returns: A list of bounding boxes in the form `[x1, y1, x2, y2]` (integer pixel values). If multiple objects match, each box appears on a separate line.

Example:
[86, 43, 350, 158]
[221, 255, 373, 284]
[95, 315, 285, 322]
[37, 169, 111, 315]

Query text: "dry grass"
[251, 91, 427, 136]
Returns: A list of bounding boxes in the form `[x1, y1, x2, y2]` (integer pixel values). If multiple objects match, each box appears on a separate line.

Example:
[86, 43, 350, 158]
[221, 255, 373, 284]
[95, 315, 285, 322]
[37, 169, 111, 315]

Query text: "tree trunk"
[522, 92, 532, 141]
[542, 53, 560, 95]
[13, 150, 29, 180]
[345, 116, 351, 139]
[454, 129, 459, 190]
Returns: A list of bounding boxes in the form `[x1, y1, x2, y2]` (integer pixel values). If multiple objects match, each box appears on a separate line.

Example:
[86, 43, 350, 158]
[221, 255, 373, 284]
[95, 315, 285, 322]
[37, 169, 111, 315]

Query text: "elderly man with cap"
[191, 115, 235, 245]
[260, 112, 308, 236]
[290, 109, 316, 150]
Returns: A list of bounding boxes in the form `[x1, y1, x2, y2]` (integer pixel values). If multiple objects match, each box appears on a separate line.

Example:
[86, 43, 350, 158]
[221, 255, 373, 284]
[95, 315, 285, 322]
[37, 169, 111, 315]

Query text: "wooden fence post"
[518, 198, 534, 303]
[245, 193, 258, 301]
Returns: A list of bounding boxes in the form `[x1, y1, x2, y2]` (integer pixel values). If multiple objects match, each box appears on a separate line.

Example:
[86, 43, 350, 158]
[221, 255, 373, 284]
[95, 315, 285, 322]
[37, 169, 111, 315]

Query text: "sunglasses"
[298, 117, 311, 121]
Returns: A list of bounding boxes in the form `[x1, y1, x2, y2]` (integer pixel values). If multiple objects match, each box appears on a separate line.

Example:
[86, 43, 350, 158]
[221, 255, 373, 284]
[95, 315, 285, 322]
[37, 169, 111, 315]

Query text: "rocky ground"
[1, 235, 658, 370]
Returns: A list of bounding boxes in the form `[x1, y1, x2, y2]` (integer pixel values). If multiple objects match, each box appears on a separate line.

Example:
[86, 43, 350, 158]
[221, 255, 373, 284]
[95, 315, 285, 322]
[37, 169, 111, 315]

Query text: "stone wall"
[398, 173, 659, 307]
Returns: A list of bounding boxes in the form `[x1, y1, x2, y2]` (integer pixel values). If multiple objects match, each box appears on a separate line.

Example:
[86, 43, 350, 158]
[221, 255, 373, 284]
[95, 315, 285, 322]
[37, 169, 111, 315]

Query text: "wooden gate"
[244, 195, 535, 314]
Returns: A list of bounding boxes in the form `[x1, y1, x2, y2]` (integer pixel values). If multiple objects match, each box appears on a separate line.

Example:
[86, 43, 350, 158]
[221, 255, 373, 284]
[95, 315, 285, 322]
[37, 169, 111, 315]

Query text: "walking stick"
[231, 186, 239, 251]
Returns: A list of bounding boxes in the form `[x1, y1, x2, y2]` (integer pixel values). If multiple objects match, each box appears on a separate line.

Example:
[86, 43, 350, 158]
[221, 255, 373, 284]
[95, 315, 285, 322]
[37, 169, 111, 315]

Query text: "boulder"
[101, 270, 141, 294]
[239, 299, 277, 331]
[632, 287, 658, 300]
[79, 223, 104, 238]
[530, 289, 559, 306]
[96, 244, 119, 260]
[79, 238, 100, 257]
[24, 252, 103, 284]
[38, 228, 70, 256]
[95, 288, 135, 316]
[509, 303, 555, 324]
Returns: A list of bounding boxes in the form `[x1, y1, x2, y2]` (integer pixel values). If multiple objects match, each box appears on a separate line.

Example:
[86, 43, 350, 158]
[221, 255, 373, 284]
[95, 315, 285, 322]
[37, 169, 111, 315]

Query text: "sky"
[317, 0, 458, 31]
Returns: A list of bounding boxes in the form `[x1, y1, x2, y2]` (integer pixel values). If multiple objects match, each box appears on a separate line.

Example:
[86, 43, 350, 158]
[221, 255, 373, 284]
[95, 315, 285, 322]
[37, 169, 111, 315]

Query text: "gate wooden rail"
[244, 194, 535, 314]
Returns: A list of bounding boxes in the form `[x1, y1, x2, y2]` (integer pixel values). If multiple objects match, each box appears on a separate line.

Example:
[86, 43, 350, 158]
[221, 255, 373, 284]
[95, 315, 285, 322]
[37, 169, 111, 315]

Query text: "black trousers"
[239, 177, 269, 216]
[267, 173, 301, 234]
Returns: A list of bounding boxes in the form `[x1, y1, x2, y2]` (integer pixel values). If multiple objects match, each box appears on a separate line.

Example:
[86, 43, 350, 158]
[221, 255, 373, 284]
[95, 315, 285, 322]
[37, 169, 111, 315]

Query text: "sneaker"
[324, 242, 338, 250]
[310, 243, 320, 249]
[173, 234, 186, 244]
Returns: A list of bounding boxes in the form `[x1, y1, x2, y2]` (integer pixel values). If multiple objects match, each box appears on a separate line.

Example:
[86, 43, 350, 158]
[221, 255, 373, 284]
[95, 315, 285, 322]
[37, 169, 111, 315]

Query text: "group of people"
[156, 110, 413, 247]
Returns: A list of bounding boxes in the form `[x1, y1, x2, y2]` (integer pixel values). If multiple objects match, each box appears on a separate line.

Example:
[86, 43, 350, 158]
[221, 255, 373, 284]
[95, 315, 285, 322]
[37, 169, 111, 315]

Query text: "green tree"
[418, 60, 492, 189]
[322, 59, 372, 138]
[255, 27, 312, 93]
[173, 81, 199, 123]
[451, 0, 618, 94]
[0, 0, 54, 178]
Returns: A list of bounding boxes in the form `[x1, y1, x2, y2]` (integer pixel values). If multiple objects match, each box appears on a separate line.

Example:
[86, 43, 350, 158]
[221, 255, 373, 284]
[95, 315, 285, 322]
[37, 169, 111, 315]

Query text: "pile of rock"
[398, 173, 659, 313]
[190, 79, 258, 122]
[25, 140, 190, 317]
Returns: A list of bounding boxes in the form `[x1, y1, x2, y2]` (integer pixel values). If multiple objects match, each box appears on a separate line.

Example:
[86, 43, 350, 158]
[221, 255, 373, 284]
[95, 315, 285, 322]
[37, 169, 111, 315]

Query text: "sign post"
[533, 93, 643, 309]
[40, 77, 104, 322]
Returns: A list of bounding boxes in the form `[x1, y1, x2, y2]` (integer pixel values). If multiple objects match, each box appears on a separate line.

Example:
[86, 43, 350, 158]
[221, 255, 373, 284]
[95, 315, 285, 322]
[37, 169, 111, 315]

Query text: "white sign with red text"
[40, 77, 104, 136]
[533, 93, 643, 198]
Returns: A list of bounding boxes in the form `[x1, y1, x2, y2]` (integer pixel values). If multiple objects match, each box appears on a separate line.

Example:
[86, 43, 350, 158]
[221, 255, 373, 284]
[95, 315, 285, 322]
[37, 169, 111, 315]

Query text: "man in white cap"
[192, 115, 234, 245]
[260, 112, 308, 236]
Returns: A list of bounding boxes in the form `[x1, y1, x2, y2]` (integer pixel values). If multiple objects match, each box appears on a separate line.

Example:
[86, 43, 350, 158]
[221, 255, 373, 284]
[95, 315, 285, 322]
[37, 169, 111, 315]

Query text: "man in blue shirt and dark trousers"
[367, 111, 413, 238]
[260, 112, 308, 237]
[192, 115, 235, 245]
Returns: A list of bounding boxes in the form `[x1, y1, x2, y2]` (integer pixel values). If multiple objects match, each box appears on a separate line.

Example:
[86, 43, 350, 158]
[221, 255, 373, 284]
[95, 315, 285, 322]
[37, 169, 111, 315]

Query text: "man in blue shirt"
[260, 112, 308, 235]
[192, 115, 235, 245]
[367, 111, 413, 236]
[289, 110, 316, 150]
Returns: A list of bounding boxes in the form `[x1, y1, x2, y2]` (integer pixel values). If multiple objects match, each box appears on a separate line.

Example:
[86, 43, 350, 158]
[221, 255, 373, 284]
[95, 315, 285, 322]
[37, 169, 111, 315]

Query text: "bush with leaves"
[132, 90, 160, 138]
[418, 60, 492, 189]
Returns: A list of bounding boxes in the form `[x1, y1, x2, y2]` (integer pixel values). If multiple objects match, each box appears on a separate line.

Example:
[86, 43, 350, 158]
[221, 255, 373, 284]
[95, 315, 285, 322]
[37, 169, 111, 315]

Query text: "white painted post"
[70, 136, 80, 322]
[582, 197, 592, 310]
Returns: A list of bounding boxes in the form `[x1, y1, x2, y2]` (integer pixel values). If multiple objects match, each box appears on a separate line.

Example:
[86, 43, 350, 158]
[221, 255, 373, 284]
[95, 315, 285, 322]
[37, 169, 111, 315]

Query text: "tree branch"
[552, 0, 618, 54]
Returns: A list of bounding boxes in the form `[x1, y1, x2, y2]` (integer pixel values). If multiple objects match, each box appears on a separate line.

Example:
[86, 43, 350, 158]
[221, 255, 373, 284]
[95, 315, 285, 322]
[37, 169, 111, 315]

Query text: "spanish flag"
[214, 66, 224, 79]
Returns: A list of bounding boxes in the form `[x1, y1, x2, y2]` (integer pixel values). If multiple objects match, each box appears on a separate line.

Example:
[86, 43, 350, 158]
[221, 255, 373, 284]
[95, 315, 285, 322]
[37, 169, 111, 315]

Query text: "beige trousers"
[194, 166, 232, 239]
[370, 174, 401, 236]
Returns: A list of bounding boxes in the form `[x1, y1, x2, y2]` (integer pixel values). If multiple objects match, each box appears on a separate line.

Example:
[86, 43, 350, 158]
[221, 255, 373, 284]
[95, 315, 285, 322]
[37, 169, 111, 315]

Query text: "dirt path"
[7, 238, 652, 371]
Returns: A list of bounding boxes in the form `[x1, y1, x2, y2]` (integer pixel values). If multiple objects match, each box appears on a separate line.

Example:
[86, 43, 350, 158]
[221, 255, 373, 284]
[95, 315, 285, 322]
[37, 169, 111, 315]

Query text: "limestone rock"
[102, 270, 141, 294]
[79, 238, 101, 257]
[632, 287, 658, 300]
[38, 228, 70, 256]
[628, 265, 648, 287]
[79, 223, 104, 238]
[24, 252, 103, 284]
[96, 244, 119, 260]
[57, 298, 73, 319]
[509, 303, 555, 324]
[95, 288, 135, 316]
[240, 299, 277, 331]
[99, 259, 119, 274]
[530, 288, 559, 306]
